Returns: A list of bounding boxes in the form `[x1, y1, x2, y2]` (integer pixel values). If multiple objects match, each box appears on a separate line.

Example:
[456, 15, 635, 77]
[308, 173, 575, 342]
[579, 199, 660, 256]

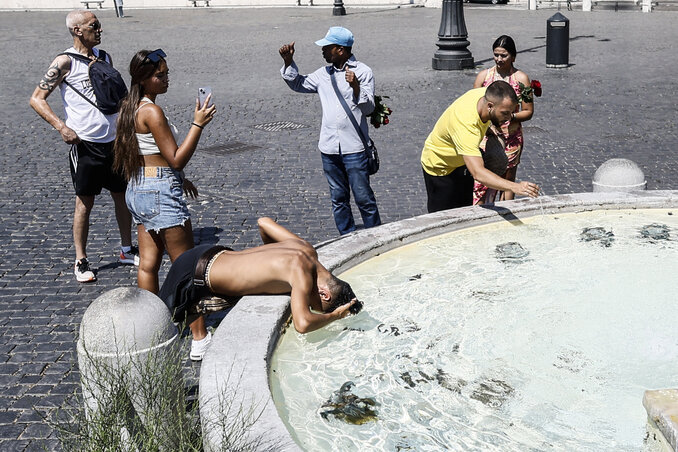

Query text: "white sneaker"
[74, 258, 96, 283]
[190, 331, 212, 362]
[120, 246, 140, 266]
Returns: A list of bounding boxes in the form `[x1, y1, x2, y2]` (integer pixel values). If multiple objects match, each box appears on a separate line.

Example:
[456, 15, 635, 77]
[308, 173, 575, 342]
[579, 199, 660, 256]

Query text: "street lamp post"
[333, 0, 346, 16]
[432, 0, 474, 70]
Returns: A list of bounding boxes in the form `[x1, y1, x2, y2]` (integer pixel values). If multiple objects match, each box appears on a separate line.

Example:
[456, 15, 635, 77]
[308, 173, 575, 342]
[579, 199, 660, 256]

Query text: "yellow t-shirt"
[421, 87, 490, 176]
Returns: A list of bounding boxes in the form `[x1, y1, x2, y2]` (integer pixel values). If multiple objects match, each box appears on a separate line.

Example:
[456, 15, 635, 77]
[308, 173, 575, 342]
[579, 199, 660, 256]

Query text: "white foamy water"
[270, 209, 678, 451]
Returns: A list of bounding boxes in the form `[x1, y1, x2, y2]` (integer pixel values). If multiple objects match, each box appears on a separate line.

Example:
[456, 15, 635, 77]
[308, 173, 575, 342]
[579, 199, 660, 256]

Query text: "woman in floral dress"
[473, 35, 535, 204]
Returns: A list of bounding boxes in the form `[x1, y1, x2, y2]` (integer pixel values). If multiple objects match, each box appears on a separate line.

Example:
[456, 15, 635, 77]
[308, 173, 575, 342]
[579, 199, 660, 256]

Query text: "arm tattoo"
[38, 64, 63, 92]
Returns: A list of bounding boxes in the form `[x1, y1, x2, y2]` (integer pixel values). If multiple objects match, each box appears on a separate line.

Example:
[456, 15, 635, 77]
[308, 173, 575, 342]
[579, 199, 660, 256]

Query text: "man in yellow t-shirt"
[421, 81, 539, 212]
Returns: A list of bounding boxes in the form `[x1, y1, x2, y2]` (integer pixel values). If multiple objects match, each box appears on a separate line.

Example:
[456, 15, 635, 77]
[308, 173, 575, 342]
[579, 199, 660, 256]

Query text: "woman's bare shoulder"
[473, 68, 490, 87]
[513, 69, 531, 84]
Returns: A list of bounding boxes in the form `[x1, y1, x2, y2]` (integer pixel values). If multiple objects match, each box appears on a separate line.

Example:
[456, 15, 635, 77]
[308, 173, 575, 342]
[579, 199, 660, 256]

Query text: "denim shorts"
[125, 167, 190, 233]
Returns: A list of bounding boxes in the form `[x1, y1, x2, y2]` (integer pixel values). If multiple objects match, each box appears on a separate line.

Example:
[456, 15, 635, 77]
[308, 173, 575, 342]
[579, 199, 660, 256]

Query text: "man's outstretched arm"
[290, 284, 354, 334]
[279, 42, 320, 94]
[258, 217, 304, 244]
[289, 263, 354, 334]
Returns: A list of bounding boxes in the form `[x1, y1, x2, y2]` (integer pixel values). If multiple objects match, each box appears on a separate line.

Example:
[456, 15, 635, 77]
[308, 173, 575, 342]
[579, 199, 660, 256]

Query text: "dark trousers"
[422, 166, 473, 213]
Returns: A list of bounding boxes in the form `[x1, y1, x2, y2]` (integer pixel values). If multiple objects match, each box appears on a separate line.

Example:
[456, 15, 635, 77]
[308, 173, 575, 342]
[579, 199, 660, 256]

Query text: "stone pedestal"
[77, 287, 181, 451]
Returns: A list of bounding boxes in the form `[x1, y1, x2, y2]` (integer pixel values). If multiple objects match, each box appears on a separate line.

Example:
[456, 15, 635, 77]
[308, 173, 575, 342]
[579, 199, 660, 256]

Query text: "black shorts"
[159, 245, 236, 323]
[69, 140, 127, 196]
[422, 165, 473, 213]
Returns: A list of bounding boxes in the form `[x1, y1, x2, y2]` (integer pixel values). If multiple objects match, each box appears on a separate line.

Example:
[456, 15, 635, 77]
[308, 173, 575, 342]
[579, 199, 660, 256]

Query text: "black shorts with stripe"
[69, 140, 127, 196]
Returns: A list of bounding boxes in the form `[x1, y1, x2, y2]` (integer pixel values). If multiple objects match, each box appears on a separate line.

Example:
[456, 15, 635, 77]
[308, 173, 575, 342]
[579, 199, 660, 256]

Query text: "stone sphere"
[78, 287, 177, 356]
[592, 158, 646, 193]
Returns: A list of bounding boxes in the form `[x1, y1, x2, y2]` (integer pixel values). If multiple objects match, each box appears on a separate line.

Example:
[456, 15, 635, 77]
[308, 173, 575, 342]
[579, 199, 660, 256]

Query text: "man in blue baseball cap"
[279, 27, 381, 235]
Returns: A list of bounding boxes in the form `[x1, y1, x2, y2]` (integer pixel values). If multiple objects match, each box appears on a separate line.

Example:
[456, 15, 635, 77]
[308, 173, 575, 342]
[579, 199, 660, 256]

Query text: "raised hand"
[344, 67, 359, 90]
[279, 42, 296, 67]
[193, 94, 216, 128]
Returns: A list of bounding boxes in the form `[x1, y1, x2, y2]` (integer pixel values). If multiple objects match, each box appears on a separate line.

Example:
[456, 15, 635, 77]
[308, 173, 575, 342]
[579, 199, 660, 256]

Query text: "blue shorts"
[125, 166, 190, 233]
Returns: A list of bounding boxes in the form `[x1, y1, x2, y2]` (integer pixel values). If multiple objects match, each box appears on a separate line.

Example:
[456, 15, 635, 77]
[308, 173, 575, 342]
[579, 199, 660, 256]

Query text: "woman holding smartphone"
[114, 49, 216, 297]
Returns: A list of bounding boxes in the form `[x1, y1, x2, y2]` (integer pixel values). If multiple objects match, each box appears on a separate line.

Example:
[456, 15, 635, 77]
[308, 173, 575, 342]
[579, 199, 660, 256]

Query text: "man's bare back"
[159, 217, 359, 360]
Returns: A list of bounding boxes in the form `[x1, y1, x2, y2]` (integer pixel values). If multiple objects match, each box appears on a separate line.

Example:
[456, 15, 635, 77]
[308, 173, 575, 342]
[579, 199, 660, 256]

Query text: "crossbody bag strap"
[328, 68, 370, 150]
[60, 52, 99, 110]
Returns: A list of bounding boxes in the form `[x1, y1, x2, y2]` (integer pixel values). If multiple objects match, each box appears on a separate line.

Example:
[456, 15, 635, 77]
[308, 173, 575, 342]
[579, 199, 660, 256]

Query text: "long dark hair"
[113, 50, 163, 182]
[492, 35, 517, 58]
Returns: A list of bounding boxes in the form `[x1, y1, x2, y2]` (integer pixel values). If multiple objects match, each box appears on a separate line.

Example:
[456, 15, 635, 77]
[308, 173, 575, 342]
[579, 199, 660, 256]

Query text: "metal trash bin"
[546, 12, 569, 68]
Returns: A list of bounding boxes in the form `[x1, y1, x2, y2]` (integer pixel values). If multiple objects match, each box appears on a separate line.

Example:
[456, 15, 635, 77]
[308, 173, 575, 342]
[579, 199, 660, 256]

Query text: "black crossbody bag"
[61, 50, 128, 115]
[329, 69, 379, 175]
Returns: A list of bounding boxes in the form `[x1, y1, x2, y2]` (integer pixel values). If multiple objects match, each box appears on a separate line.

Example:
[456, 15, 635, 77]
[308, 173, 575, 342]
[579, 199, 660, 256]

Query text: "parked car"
[465, 0, 509, 4]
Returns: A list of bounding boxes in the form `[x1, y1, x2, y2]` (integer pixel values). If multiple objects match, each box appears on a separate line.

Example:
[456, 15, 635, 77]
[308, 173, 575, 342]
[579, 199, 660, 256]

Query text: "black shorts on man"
[69, 140, 127, 196]
[422, 165, 474, 213]
[159, 245, 239, 324]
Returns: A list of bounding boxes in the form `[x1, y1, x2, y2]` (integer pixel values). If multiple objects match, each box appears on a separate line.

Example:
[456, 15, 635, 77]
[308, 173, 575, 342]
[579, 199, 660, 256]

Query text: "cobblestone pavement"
[1, 6, 677, 450]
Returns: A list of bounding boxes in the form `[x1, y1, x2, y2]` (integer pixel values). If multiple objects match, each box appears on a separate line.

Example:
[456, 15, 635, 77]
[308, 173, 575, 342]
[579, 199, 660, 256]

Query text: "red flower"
[531, 80, 542, 97]
[368, 94, 392, 128]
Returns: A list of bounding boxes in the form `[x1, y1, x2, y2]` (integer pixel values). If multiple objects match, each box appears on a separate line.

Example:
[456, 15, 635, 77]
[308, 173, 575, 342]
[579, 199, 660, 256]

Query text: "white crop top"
[135, 97, 180, 156]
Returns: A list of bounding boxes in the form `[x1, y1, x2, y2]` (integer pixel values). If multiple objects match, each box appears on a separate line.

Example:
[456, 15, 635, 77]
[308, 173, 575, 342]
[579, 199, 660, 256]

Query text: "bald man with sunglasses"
[30, 10, 137, 283]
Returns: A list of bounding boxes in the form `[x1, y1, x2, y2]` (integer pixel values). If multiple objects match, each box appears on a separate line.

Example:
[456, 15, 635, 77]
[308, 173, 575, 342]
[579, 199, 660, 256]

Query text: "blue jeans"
[321, 151, 381, 235]
[126, 167, 190, 233]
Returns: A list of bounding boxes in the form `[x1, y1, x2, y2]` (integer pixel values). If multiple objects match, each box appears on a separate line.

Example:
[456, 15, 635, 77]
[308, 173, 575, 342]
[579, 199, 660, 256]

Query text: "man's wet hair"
[485, 80, 519, 105]
[326, 276, 356, 312]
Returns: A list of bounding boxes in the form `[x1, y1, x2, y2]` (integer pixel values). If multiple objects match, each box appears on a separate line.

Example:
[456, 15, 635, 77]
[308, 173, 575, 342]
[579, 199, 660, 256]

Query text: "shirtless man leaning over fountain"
[159, 217, 360, 361]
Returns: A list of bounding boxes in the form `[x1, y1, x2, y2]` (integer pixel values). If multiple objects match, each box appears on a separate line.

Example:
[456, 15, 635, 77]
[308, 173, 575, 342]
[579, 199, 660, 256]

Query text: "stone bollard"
[77, 287, 181, 451]
[592, 158, 646, 193]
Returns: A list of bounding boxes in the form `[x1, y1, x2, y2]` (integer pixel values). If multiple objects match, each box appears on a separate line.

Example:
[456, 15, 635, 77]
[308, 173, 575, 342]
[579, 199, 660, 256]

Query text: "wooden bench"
[81, 0, 104, 8]
[189, 0, 210, 6]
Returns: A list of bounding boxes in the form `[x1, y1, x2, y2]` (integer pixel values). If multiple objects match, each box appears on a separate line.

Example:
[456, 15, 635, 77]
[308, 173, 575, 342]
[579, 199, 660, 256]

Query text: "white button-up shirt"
[281, 56, 375, 155]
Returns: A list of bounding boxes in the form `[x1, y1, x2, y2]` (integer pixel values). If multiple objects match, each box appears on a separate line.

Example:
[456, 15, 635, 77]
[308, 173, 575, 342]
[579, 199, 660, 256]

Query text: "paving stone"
[0, 410, 20, 424]
[19, 422, 53, 439]
[11, 396, 43, 411]
[24, 439, 61, 452]
[17, 410, 46, 424]
[0, 439, 31, 452]
[0, 424, 26, 439]
[24, 386, 53, 397]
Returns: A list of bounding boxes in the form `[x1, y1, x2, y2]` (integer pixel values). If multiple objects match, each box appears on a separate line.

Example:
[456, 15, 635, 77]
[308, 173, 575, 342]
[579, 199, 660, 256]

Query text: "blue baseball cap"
[315, 26, 354, 47]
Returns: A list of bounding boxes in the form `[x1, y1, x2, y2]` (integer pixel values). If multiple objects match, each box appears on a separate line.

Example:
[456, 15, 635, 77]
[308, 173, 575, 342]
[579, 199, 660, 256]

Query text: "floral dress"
[472, 66, 525, 205]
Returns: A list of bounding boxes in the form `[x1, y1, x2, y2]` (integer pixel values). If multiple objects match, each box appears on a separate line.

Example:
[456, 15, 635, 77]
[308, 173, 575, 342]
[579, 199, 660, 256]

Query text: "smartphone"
[198, 87, 212, 108]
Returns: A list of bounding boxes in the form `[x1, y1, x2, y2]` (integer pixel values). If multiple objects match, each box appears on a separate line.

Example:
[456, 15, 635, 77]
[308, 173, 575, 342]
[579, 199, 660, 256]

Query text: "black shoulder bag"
[329, 69, 379, 175]
[61, 49, 128, 115]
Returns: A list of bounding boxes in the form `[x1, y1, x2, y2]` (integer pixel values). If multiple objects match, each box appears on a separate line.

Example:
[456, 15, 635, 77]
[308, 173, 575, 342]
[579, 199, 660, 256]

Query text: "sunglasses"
[81, 21, 101, 31]
[143, 49, 167, 64]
